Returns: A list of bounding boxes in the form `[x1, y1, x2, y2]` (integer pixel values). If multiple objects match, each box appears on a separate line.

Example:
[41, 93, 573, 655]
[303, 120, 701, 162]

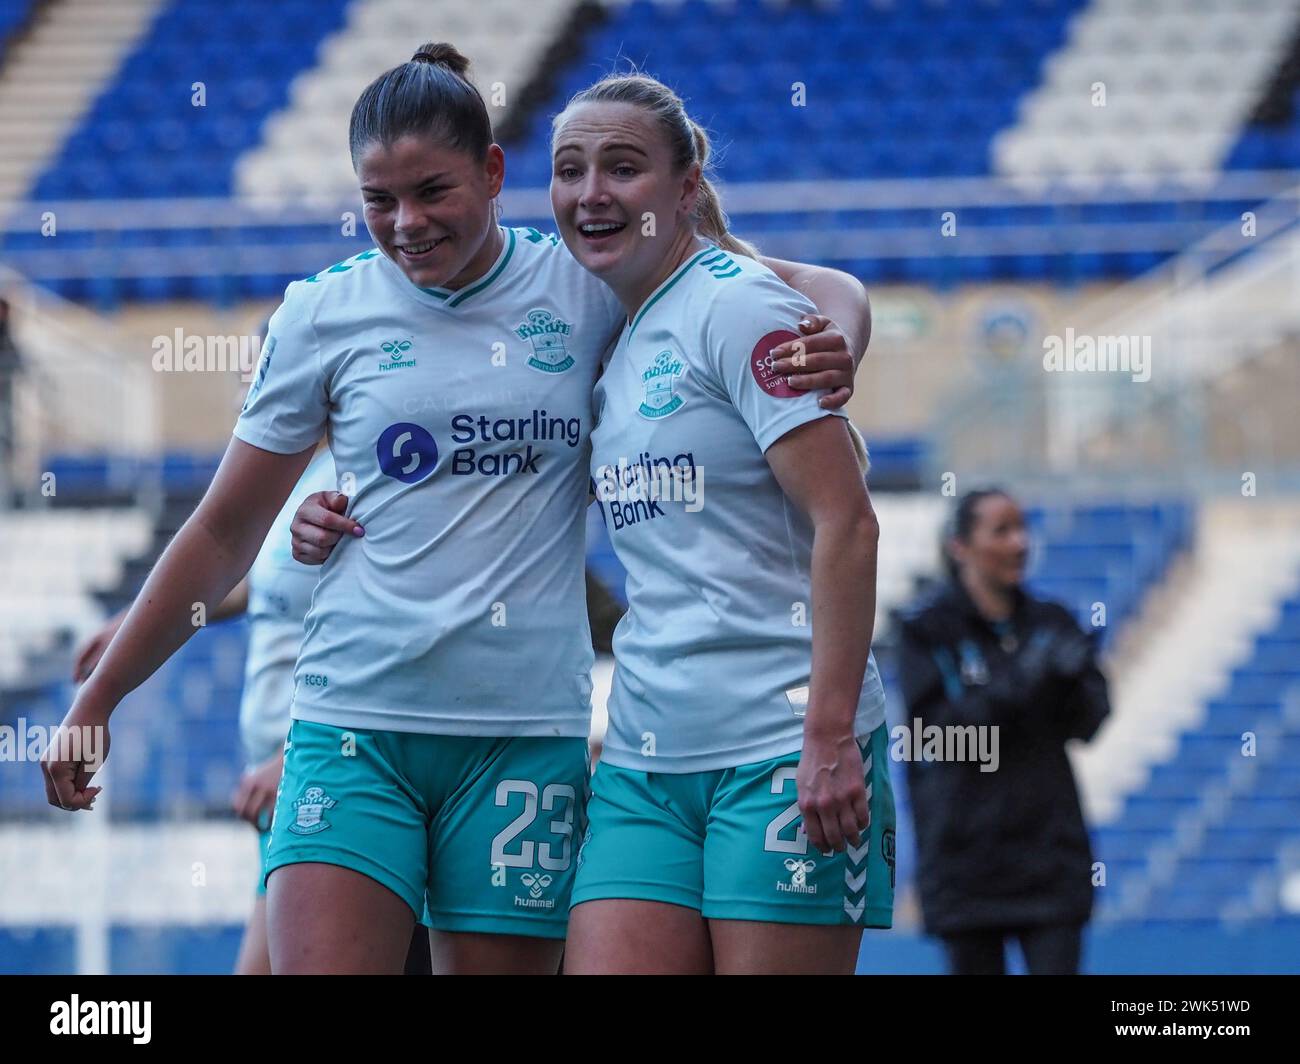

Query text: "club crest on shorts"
[639, 349, 687, 419]
[288, 784, 337, 835]
[517, 308, 574, 373]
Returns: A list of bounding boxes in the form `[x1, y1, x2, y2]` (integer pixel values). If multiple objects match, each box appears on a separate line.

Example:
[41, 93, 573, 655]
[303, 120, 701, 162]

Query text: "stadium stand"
[993, 0, 1298, 178]
[0, 0, 166, 204]
[0, 508, 153, 689]
[1227, 15, 1300, 171]
[234, 0, 580, 203]
[0, 1, 34, 56]
[4, 0, 1298, 301]
[1095, 586, 1300, 923]
[31, 0, 353, 201]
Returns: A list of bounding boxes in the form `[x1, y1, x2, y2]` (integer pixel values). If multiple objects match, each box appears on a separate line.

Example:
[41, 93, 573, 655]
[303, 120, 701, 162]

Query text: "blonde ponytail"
[687, 120, 759, 258]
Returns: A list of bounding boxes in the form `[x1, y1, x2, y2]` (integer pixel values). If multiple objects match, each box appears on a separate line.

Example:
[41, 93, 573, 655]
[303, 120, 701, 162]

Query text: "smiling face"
[550, 101, 701, 301]
[950, 494, 1031, 591]
[357, 134, 505, 289]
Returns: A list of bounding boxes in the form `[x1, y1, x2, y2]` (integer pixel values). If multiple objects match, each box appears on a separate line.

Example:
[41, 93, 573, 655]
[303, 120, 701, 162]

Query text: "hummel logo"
[379, 338, 416, 372]
[513, 871, 557, 910]
[777, 858, 817, 895]
[520, 872, 553, 899]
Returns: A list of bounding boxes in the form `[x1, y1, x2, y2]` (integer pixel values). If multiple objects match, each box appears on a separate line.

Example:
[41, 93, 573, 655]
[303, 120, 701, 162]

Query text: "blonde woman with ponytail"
[551, 74, 891, 974]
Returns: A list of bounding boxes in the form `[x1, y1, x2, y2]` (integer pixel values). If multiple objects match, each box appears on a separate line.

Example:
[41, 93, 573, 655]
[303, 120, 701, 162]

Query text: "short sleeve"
[233, 282, 328, 454]
[700, 270, 844, 452]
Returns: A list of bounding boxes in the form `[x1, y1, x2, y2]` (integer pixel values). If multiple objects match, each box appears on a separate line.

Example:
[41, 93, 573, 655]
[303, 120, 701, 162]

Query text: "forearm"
[804, 509, 879, 738]
[75, 513, 262, 714]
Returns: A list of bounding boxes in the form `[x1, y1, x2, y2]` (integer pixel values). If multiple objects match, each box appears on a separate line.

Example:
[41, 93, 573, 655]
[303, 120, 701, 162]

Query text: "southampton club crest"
[638, 350, 687, 419]
[288, 784, 337, 835]
[516, 308, 574, 374]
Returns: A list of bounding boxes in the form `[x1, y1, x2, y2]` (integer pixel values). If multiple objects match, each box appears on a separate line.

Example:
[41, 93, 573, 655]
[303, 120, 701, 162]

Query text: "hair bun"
[411, 42, 470, 78]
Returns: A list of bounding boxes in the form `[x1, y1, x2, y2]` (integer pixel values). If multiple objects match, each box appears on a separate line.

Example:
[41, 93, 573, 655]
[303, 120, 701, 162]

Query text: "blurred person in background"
[896, 487, 1110, 975]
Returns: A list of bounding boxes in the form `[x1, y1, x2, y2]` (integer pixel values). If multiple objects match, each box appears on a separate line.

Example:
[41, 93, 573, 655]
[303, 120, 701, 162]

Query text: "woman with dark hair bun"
[896, 488, 1111, 975]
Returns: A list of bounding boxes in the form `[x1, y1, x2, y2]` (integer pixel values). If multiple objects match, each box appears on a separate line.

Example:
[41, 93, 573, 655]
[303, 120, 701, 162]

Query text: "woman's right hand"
[796, 729, 870, 854]
[232, 749, 285, 828]
[290, 491, 363, 565]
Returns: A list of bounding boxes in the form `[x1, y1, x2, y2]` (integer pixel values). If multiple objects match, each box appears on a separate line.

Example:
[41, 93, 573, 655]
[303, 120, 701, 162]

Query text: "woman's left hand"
[767, 315, 857, 410]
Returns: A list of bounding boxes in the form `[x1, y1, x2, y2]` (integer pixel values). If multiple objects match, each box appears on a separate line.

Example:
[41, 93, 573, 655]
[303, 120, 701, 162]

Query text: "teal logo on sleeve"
[638, 350, 687, 419]
[517, 308, 574, 373]
[288, 785, 337, 835]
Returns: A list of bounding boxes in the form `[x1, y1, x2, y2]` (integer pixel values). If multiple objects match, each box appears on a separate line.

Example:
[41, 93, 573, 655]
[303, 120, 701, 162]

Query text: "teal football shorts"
[572, 723, 895, 927]
[265, 720, 589, 939]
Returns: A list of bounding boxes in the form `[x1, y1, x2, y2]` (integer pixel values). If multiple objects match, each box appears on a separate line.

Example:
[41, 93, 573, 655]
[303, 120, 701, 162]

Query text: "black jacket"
[896, 578, 1110, 935]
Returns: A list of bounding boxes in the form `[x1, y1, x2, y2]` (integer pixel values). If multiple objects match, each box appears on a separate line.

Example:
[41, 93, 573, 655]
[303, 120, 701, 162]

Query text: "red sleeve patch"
[750, 329, 801, 398]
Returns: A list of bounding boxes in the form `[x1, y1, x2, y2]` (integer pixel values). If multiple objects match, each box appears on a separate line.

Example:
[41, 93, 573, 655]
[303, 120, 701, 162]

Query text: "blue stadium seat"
[31, 0, 353, 203]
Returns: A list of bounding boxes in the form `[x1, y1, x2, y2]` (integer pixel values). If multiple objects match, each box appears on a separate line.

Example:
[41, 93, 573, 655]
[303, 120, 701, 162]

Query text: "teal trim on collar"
[628, 245, 716, 337]
[415, 227, 516, 307]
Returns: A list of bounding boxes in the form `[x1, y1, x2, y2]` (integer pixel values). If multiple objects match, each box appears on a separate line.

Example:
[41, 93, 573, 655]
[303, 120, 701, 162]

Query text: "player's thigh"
[565, 900, 712, 975]
[265, 720, 428, 972]
[266, 720, 430, 910]
[429, 930, 563, 975]
[234, 825, 273, 975]
[565, 763, 712, 974]
[709, 919, 863, 975]
[426, 737, 588, 961]
[268, 862, 414, 974]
